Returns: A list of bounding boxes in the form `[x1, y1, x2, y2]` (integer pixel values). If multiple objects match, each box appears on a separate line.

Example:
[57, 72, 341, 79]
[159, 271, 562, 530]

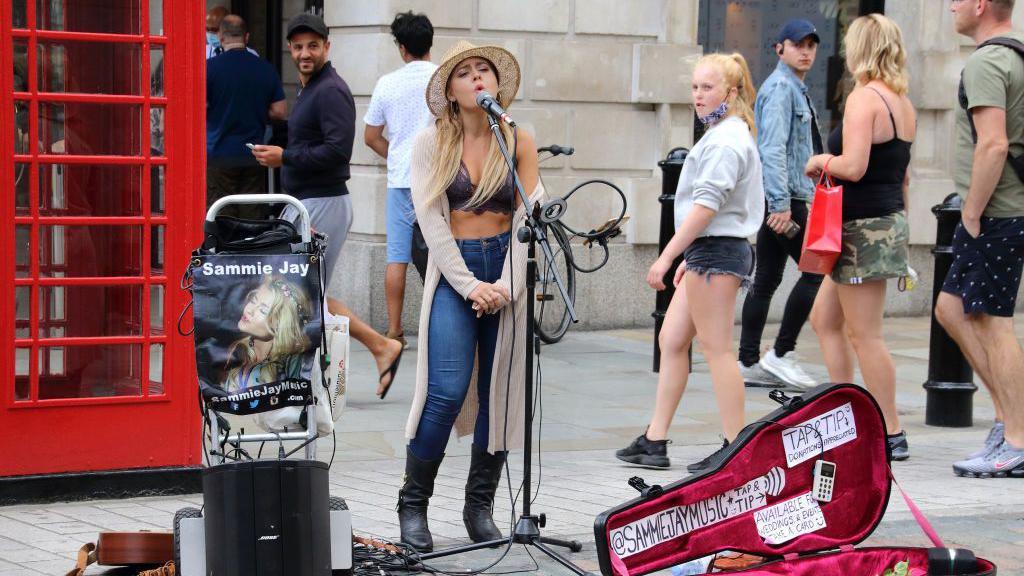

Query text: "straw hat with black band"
[425, 41, 521, 118]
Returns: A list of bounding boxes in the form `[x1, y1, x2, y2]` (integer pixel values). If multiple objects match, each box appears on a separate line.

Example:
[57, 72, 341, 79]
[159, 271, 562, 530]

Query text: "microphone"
[475, 91, 516, 127]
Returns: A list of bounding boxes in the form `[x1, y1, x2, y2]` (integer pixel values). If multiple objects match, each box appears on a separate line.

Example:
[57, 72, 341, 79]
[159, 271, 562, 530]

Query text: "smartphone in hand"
[245, 143, 257, 150]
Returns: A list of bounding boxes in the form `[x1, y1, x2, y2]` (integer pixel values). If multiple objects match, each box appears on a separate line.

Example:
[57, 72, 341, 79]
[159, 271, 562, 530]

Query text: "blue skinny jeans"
[409, 231, 510, 460]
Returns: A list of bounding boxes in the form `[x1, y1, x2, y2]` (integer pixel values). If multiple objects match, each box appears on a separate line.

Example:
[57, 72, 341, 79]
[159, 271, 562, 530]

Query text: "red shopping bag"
[798, 169, 843, 274]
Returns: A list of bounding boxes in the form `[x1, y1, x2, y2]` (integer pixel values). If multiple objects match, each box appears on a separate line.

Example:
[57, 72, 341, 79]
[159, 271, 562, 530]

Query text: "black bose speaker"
[202, 459, 331, 576]
[928, 547, 979, 575]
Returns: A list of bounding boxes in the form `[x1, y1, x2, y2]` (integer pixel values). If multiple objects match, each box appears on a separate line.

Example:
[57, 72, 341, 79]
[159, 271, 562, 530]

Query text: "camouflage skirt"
[831, 211, 909, 285]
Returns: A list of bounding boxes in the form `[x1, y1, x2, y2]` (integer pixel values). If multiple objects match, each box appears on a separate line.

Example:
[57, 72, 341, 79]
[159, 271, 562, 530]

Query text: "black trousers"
[206, 162, 269, 220]
[738, 199, 823, 367]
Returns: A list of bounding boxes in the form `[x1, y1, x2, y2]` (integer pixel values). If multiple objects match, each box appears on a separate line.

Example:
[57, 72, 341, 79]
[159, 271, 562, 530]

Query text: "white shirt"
[364, 60, 438, 188]
[206, 44, 259, 59]
[674, 116, 765, 238]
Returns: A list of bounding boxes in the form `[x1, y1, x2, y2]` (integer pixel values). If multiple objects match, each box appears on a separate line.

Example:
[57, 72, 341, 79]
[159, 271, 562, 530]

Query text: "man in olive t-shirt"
[953, 30, 1024, 217]
[937, 0, 1024, 479]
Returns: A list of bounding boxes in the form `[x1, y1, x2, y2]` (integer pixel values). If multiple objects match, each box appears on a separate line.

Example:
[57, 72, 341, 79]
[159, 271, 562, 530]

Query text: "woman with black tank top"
[803, 14, 915, 460]
[398, 42, 541, 552]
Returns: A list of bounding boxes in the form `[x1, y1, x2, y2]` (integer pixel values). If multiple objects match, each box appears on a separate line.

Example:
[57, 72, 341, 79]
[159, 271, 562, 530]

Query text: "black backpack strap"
[979, 36, 1024, 56]
[961, 37, 1024, 183]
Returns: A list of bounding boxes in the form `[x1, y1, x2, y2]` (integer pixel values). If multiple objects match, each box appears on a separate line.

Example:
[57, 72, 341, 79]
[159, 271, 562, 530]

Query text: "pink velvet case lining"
[722, 547, 995, 575]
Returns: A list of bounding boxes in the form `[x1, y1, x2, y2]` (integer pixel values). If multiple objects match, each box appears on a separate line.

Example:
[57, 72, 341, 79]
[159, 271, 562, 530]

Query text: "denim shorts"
[683, 236, 755, 287]
[386, 187, 417, 264]
[941, 216, 1024, 317]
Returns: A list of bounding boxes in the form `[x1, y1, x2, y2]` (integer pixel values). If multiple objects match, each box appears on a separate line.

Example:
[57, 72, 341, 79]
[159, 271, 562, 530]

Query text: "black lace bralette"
[446, 161, 515, 215]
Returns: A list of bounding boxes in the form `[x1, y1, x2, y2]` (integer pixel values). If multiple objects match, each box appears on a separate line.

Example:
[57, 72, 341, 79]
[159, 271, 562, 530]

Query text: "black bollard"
[924, 193, 976, 427]
[653, 148, 688, 372]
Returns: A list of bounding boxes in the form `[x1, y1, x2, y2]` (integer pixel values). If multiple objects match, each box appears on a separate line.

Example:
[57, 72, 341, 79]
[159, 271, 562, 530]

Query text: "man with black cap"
[252, 13, 404, 399]
[737, 18, 823, 390]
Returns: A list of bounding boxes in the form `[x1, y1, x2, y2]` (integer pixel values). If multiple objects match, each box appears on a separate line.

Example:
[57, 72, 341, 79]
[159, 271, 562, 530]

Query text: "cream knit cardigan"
[404, 124, 543, 453]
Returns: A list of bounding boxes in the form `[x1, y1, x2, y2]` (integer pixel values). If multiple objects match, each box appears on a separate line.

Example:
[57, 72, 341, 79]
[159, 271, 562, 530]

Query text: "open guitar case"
[594, 384, 997, 575]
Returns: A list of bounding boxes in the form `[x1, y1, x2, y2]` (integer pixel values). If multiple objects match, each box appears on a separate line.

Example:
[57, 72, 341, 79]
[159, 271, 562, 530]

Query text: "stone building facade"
[303, 0, 1024, 332]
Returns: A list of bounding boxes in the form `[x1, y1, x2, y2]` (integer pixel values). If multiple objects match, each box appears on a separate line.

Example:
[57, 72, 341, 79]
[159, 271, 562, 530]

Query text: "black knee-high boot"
[463, 444, 507, 542]
[397, 446, 444, 552]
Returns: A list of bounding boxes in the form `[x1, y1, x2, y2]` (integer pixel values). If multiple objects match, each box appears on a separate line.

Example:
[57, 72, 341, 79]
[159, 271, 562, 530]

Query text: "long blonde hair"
[696, 53, 757, 136]
[424, 59, 516, 208]
[844, 14, 908, 96]
[224, 275, 311, 391]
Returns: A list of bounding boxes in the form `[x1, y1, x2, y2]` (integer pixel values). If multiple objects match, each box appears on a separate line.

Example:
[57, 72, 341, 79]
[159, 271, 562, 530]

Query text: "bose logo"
[258, 535, 280, 541]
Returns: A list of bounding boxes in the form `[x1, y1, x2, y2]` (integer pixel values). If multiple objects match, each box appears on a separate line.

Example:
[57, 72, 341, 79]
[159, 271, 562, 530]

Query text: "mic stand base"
[419, 513, 592, 576]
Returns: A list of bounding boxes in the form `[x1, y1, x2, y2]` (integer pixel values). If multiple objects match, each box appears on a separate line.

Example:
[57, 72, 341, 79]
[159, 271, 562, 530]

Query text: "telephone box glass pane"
[15, 225, 31, 278]
[151, 225, 165, 275]
[13, 0, 27, 29]
[149, 343, 164, 395]
[150, 0, 164, 36]
[40, 102, 142, 156]
[14, 102, 29, 154]
[39, 285, 143, 338]
[16, 287, 30, 339]
[15, 163, 30, 216]
[38, 164, 143, 217]
[151, 165, 165, 215]
[36, 0, 140, 35]
[38, 345, 143, 399]
[150, 46, 164, 97]
[37, 39, 142, 95]
[15, 348, 31, 401]
[150, 106, 165, 156]
[38, 225, 142, 278]
[14, 39, 27, 91]
[150, 284, 165, 336]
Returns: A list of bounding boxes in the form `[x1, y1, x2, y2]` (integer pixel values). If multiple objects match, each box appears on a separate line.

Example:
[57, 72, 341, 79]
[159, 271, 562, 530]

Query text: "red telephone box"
[2, 0, 205, 480]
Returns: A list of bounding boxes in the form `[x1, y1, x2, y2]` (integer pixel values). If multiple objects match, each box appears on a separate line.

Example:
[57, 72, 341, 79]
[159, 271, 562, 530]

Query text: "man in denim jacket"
[738, 19, 824, 389]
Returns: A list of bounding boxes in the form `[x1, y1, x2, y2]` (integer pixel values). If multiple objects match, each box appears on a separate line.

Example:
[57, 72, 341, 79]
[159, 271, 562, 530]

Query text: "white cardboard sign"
[753, 492, 827, 545]
[608, 467, 786, 559]
[781, 402, 857, 467]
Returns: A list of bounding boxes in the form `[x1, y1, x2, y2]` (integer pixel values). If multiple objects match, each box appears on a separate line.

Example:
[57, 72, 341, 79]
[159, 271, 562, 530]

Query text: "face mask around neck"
[699, 101, 729, 127]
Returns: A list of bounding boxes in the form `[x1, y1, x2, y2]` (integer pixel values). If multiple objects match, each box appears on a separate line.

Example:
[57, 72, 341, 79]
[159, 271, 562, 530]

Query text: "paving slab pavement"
[2, 317, 1022, 574]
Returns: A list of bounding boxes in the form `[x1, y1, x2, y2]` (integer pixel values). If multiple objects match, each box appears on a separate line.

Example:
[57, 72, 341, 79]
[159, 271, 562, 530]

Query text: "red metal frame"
[2, 0, 203, 476]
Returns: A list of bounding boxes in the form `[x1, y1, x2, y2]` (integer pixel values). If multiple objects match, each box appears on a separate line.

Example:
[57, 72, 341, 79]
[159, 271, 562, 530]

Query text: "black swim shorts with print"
[941, 216, 1024, 317]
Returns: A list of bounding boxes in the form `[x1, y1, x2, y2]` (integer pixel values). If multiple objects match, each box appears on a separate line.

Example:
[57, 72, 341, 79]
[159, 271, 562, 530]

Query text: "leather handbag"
[66, 531, 174, 576]
[412, 221, 429, 281]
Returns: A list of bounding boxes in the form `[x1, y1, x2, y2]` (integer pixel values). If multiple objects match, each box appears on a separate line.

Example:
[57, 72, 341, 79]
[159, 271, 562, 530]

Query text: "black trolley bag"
[594, 384, 997, 575]
[179, 194, 341, 576]
[189, 194, 326, 423]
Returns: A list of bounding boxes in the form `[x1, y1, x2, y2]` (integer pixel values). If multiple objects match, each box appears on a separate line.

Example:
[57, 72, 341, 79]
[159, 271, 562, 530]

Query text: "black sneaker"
[687, 439, 730, 474]
[616, 434, 670, 468]
[887, 431, 909, 462]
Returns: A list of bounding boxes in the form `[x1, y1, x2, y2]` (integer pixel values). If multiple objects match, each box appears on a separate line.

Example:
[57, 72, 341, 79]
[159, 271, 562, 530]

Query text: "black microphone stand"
[418, 112, 592, 575]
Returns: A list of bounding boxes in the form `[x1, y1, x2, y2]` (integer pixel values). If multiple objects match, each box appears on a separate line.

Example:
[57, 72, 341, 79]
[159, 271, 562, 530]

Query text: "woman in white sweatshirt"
[617, 53, 765, 473]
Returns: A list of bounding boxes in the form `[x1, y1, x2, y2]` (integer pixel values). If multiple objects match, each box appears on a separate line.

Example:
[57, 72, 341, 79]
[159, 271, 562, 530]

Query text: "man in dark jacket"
[253, 14, 403, 399]
[206, 14, 285, 219]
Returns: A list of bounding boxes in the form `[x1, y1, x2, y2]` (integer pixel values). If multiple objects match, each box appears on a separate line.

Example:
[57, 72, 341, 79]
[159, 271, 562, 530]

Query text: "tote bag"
[257, 304, 349, 436]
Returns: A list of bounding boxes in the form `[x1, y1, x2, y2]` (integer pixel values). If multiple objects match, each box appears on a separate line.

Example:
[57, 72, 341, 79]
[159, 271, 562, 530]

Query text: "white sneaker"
[759, 350, 816, 389]
[737, 361, 785, 388]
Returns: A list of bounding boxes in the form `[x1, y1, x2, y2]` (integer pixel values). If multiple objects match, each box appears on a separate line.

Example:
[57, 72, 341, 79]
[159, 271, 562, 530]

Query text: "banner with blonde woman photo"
[191, 253, 324, 415]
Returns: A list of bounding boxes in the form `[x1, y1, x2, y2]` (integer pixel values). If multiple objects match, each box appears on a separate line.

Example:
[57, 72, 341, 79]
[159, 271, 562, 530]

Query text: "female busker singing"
[399, 41, 541, 552]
